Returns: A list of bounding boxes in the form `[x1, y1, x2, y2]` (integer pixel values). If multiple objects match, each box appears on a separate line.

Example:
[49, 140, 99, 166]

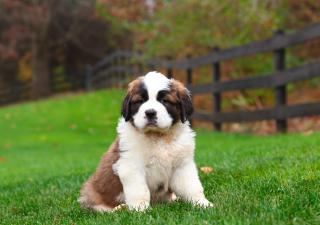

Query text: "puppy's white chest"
[145, 146, 174, 192]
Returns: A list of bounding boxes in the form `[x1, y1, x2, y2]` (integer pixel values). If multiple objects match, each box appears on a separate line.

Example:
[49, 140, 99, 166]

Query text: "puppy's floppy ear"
[179, 88, 193, 123]
[121, 94, 131, 121]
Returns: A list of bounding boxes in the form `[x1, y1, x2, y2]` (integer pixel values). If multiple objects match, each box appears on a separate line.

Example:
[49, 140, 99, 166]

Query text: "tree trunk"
[31, 38, 50, 99]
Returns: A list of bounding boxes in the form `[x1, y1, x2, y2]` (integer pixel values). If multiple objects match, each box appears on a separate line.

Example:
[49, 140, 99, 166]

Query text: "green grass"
[0, 90, 319, 225]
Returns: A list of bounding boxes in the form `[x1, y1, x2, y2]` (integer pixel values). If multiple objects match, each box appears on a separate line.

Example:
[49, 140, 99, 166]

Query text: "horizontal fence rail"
[92, 51, 140, 73]
[188, 61, 320, 94]
[193, 102, 320, 123]
[0, 82, 31, 105]
[82, 23, 320, 133]
[90, 66, 135, 83]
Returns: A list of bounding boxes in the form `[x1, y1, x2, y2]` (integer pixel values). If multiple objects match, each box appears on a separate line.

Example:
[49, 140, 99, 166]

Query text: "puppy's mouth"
[146, 120, 157, 127]
[133, 117, 171, 134]
[143, 120, 167, 133]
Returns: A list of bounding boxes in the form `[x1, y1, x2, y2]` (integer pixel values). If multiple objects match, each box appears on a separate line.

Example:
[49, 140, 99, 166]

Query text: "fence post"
[273, 30, 287, 133]
[212, 47, 221, 131]
[167, 56, 173, 79]
[85, 65, 92, 91]
[137, 50, 144, 75]
[186, 54, 193, 126]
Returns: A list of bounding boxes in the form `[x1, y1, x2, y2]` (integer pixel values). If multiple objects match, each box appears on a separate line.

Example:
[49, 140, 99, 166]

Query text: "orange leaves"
[3, 143, 12, 150]
[200, 166, 214, 174]
[0, 157, 7, 163]
[18, 52, 32, 82]
[69, 124, 77, 130]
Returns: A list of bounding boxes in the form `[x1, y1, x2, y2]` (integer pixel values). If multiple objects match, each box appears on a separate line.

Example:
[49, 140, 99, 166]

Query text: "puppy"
[79, 71, 213, 212]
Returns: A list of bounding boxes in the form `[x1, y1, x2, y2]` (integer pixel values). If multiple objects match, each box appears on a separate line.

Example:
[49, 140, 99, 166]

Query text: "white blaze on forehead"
[143, 72, 170, 99]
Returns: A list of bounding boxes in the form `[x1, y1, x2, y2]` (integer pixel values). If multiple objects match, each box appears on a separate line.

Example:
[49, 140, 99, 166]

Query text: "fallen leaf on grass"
[200, 166, 214, 174]
[69, 124, 77, 130]
[52, 143, 60, 149]
[303, 130, 314, 136]
[0, 157, 7, 163]
[3, 143, 12, 149]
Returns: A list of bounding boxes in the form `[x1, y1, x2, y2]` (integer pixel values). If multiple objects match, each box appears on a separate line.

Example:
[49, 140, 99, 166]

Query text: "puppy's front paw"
[170, 193, 178, 202]
[127, 201, 150, 212]
[193, 198, 214, 208]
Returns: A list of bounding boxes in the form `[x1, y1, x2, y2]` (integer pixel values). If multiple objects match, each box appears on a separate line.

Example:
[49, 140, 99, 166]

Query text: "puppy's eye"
[132, 99, 143, 105]
[160, 99, 171, 104]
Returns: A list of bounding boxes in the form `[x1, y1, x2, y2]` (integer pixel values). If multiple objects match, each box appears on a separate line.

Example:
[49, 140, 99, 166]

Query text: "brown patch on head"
[79, 138, 123, 209]
[127, 78, 142, 93]
[157, 79, 193, 123]
[171, 79, 193, 122]
[170, 79, 186, 94]
[121, 77, 148, 122]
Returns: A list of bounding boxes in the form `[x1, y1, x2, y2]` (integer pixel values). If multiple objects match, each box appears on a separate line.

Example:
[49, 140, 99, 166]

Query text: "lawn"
[0, 89, 319, 225]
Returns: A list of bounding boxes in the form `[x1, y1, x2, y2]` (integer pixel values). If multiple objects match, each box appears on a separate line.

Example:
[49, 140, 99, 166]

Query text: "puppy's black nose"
[145, 109, 157, 119]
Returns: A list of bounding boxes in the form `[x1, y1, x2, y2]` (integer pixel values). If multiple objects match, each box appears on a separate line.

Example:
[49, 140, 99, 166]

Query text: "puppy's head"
[121, 72, 193, 133]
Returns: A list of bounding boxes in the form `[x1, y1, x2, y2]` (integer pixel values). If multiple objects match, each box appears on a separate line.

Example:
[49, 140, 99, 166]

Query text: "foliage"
[286, 0, 320, 29]
[0, 0, 319, 107]
[18, 52, 32, 82]
[98, 0, 320, 59]
[0, 0, 129, 96]
[131, 0, 286, 57]
[0, 90, 320, 224]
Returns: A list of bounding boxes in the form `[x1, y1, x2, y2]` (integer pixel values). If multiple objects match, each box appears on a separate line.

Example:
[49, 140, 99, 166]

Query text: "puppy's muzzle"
[145, 109, 157, 125]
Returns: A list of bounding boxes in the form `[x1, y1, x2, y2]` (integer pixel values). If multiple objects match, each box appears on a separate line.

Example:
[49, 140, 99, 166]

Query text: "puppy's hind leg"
[79, 181, 113, 213]
[92, 204, 112, 213]
[78, 194, 113, 213]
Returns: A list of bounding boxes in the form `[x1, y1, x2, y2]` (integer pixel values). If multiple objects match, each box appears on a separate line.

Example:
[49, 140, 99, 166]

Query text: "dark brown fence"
[87, 23, 320, 133]
[0, 81, 31, 106]
[0, 73, 86, 106]
[85, 51, 141, 90]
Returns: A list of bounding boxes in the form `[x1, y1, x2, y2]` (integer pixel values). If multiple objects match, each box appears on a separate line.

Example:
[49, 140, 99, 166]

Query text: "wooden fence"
[0, 72, 86, 106]
[87, 23, 320, 133]
[0, 81, 31, 105]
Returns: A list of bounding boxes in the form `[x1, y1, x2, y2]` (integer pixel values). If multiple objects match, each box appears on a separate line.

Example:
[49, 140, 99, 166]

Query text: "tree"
[0, 0, 127, 98]
[97, 0, 285, 58]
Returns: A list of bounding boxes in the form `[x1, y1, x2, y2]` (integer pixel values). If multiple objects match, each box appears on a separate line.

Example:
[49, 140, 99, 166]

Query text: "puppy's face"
[121, 72, 193, 133]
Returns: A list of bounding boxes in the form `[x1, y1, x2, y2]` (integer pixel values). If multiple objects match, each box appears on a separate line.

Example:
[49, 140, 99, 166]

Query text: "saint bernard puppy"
[79, 71, 213, 212]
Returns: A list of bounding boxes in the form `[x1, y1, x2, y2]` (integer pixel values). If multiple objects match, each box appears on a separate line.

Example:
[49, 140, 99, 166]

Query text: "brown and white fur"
[79, 71, 213, 212]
